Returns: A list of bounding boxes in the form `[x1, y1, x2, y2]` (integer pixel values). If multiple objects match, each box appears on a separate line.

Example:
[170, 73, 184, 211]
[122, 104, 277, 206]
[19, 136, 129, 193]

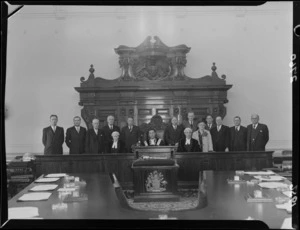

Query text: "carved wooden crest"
[145, 170, 167, 192]
[114, 36, 191, 81]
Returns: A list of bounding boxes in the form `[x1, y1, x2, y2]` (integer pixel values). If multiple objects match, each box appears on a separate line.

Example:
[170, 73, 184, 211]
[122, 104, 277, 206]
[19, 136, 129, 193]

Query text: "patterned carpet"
[124, 189, 202, 212]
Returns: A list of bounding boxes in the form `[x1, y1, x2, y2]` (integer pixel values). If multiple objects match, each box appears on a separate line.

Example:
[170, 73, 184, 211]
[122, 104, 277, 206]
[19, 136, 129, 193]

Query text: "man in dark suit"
[120, 117, 142, 153]
[229, 116, 247, 151]
[247, 114, 269, 151]
[143, 129, 165, 146]
[65, 116, 87, 154]
[177, 128, 200, 152]
[205, 114, 216, 131]
[210, 116, 230, 152]
[182, 111, 198, 132]
[107, 131, 125, 153]
[42, 114, 64, 155]
[164, 116, 184, 146]
[85, 118, 105, 154]
[102, 115, 120, 152]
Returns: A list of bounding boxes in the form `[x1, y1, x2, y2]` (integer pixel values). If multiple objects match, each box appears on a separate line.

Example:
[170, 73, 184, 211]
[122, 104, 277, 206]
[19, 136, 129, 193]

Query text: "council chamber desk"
[7, 171, 292, 229]
[33, 151, 273, 188]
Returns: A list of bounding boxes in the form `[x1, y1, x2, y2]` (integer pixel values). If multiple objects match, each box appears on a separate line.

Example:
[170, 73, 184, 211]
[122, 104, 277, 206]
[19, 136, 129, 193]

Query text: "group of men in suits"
[42, 112, 269, 155]
[42, 115, 142, 155]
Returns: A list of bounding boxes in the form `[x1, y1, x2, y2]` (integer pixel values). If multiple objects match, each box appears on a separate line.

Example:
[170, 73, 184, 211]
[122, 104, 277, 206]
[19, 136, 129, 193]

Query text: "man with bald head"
[247, 114, 269, 151]
[102, 115, 120, 152]
[164, 116, 184, 146]
[210, 116, 230, 152]
[85, 118, 105, 154]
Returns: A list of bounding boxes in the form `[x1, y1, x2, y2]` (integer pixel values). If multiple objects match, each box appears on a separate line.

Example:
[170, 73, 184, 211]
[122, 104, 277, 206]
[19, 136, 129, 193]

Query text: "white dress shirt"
[94, 129, 98, 135]
[149, 139, 156, 145]
[75, 126, 80, 133]
[51, 126, 56, 132]
[217, 125, 222, 132]
[235, 126, 240, 131]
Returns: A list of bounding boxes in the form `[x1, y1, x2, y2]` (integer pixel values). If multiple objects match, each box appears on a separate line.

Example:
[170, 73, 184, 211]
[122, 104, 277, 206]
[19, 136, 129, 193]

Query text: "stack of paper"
[244, 171, 275, 175]
[9, 207, 39, 219]
[282, 191, 292, 198]
[18, 192, 52, 201]
[35, 178, 60, 183]
[45, 173, 67, 178]
[258, 182, 289, 189]
[253, 175, 285, 181]
[280, 217, 292, 229]
[276, 202, 292, 213]
[29, 184, 58, 192]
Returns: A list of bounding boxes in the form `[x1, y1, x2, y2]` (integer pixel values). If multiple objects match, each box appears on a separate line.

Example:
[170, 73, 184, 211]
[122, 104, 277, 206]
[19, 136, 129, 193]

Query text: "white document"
[280, 218, 293, 229]
[45, 173, 67, 178]
[282, 191, 292, 198]
[57, 187, 77, 192]
[253, 175, 285, 181]
[35, 178, 60, 183]
[18, 192, 52, 201]
[258, 182, 289, 189]
[8, 207, 39, 219]
[276, 202, 292, 213]
[244, 171, 275, 175]
[29, 184, 58, 191]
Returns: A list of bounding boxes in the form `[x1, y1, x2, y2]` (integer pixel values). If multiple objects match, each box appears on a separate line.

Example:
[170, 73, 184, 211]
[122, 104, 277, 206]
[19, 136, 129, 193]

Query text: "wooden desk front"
[34, 151, 273, 187]
[7, 171, 291, 229]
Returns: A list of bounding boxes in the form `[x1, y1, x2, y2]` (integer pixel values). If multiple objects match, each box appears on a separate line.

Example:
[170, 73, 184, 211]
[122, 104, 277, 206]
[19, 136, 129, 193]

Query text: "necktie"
[53, 126, 56, 132]
[217, 126, 220, 132]
[174, 126, 177, 130]
[110, 125, 113, 130]
[129, 126, 132, 132]
[235, 127, 238, 132]
[253, 124, 256, 129]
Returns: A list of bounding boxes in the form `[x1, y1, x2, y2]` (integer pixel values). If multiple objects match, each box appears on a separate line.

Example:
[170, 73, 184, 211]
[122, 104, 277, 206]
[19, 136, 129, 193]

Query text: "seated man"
[107, 131, 125, 153]
[143, 128, 165, 146]
[177, 128, 200, 152]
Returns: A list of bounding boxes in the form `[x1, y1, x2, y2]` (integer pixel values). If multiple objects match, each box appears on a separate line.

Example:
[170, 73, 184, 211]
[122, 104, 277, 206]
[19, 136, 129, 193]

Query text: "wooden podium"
[131, 146, 180, 202]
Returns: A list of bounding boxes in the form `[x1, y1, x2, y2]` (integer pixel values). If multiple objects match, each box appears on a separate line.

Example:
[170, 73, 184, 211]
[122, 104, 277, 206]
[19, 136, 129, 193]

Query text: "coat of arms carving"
[145, 170, 168, 192]
[114, 36, 191, 81]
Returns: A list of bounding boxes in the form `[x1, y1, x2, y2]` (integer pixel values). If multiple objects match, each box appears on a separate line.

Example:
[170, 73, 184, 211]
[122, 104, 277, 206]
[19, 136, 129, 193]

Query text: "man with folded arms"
[42, 114, 64, 155]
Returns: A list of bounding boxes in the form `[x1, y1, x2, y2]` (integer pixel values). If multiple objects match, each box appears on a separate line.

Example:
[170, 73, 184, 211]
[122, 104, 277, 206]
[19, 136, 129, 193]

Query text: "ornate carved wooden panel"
[75, 36, 232, 130]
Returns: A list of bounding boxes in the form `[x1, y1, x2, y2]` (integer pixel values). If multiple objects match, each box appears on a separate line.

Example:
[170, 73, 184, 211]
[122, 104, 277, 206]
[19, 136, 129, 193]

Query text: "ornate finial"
[211, 62, 217, 72]
[221, 74, 226, 80]
[89, 64, 95, 74]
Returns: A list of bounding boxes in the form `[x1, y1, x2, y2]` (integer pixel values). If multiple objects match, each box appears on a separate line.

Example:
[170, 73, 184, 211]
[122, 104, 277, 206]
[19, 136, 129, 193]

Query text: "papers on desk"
[244, 171, 275, 175]
[35, 177, 60, 183]
[253, 175, 285, 181]
[29, 184, 58, 192]
[281, 217, 292, 229]
[18, 192, 52, 201]
[45, 173, 67, 178]
[8, 207, 39, 219]
[282, 191, 292, 198]
[258, 182, 289, 189]
[276, 202, 292, 213]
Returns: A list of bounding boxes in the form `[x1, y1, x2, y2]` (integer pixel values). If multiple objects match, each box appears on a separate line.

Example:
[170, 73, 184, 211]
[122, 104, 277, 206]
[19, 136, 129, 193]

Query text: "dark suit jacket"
[42, 126, 64, 155]
[85, 129, 105, 154]
[205, 123, 216, 132]
[106, 140, 125, 153]
[229, 126, 247, 151]
[120, 125, 142, 153]
[164, 124, 184, 145]
[102, 125, 120, 146]
[247, 123, 269, 151]
[182, 120, 198, 132]
[210, 125, 230, 152]
[65, 126, 86, 154]
[143, 138, 165, 146]
[177, 138, 200, 152]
